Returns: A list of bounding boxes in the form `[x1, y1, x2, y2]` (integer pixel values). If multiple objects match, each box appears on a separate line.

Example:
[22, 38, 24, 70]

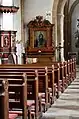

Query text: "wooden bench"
[32, 62, 61, 99]
[67, 59, 75, 84]
[0, 79, 9, 119]
[0, 65, 51, 112]
[63, 61, 69, 89]
[72, 58, 76, 79]
[18, 63, 59, 99]
[0, 58, 76, 112]
[70, 58, 76, 80]
[0, 73, 27, 119]
[0, 79, 19, 119]
[28, 60, 75, 95]
[26, 70, 42, 119]
[0, 70, 42, 119]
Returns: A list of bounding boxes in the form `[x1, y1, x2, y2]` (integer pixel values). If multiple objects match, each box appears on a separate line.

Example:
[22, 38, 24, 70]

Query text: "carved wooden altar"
[27, 16, 55, 63]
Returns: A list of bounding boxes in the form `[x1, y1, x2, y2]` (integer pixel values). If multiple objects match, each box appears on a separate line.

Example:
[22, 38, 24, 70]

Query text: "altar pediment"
[27, 15, 53, 28]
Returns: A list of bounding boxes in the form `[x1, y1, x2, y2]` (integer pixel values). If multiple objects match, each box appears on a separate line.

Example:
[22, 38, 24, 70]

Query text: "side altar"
[26, 16, 55, 63]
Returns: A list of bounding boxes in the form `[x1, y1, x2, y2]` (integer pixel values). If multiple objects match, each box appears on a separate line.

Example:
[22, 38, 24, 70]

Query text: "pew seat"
[9, 113, 18, 119]
[0, 71, 42, 119]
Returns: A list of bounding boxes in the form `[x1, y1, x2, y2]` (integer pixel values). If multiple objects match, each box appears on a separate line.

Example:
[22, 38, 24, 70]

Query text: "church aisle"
[42, 68, 79, 119]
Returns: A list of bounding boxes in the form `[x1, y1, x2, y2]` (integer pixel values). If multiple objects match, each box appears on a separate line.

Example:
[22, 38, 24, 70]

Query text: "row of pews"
[0, 58, 76, 119]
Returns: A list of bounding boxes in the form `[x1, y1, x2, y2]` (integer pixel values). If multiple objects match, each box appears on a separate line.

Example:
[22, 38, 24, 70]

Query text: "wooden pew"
[0, 70, 42, 119]
[0, 73, 27, 119]
[73, 57, 76, 79]
[67, 60, 71, 84]
[0, 79, 9, 119]
[0, 79, 19, 119]
[0, 58, 76, 118]
[0, 65, 51, 112]
[34, 62, 60, 99]
[26, 70, 42, 119]
[67, 59, 75, 83]
[25, 58, 76, 98]
[24, 63, 59, 99]
[58, 62, 65, 93]
[46, 65, 54, 104]
[63, 61, 69, 88]
[0, 58, 75, 108]
[70, 59, 74, 82]
[71, 58, 76, 80]
[59, 59, 75, 91]
[28, 61, 73, 96]
[0, 62, 59, 100]
[9, 73, 27, 119]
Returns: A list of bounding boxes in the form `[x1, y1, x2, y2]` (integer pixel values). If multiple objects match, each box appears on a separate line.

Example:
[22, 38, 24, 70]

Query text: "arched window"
[2, 0, 13, 30]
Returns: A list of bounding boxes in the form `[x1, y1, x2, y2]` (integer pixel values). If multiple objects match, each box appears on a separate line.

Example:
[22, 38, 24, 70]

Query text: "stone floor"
[42, 68, 79, 119]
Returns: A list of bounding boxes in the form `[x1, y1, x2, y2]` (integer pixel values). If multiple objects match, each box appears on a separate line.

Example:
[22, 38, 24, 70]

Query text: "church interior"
[0, 0, 79, 119]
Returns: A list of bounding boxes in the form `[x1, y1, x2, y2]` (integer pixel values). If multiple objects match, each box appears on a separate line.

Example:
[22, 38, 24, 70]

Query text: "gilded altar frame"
[27, 16, 55, 53]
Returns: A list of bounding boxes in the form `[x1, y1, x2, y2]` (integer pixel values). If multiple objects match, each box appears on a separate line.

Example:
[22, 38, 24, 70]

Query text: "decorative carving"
[27, 16, 55, 53]
[11, 33, 16, 47]
[2, 79, 8, 92]
[0, 5, 19, 13]
[0, 30, 17, 64]
[27, 15, 53, 28]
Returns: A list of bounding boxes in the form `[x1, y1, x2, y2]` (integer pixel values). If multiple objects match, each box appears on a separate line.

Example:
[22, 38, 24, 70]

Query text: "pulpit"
[26, 16, 55, 63]
[0, 4, 19, 64]
[0, 30, 17, 64]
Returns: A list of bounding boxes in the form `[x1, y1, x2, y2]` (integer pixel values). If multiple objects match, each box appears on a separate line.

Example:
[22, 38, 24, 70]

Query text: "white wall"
[24, 0, 54, 41]
[0, 0, 2, 29]
[24, 0, 54, 23]
[13, 0, 21, 41]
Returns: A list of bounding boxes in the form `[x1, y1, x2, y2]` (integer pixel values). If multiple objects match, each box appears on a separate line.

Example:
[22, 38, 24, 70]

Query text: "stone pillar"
[52, 10, 58, 61]
[57, 13, 64, 61]
[16, 0, 25, 64]
[20, 0, 25, 43]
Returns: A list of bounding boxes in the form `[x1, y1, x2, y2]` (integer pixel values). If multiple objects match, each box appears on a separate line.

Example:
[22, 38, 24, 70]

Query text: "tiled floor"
[42, 68, 79, 119]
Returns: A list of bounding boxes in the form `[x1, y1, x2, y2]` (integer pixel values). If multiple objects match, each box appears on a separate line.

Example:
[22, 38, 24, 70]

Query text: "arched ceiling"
[69, 0, 79, 15]
[52, 0, 79, 15]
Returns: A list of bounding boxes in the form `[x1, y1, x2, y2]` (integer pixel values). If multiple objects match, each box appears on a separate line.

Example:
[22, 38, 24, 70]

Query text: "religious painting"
[34, 30, 47, 48]
[27, 16, 55, 52]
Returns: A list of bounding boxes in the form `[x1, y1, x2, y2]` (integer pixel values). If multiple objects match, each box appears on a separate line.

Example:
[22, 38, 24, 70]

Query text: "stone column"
[52, 10, 58, 61]
[20, 0, 25, 43]
[57, 13, 64, 61]
[17, 0, 25, 64]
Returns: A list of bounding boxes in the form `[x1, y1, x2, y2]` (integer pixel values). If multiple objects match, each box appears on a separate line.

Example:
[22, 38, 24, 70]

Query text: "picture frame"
[27, 16, 55, 53]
